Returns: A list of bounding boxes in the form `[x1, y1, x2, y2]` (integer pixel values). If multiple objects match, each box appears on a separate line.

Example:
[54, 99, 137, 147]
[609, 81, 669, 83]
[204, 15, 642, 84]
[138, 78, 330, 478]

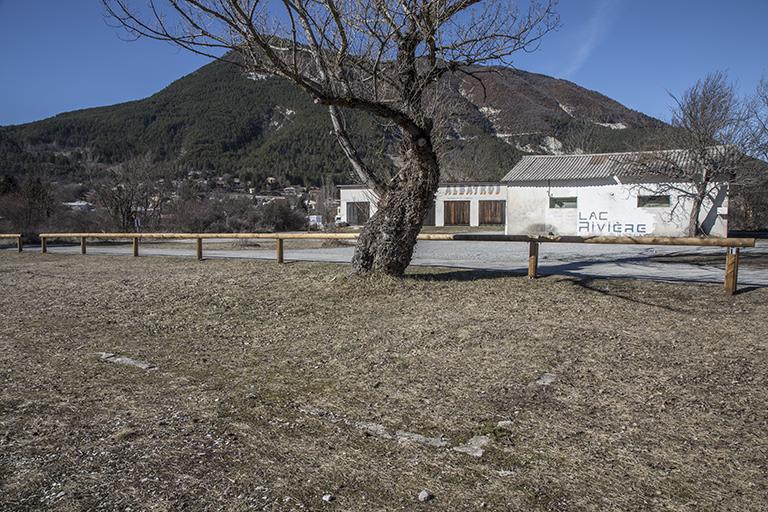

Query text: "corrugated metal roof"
[501, 148, 722, 182]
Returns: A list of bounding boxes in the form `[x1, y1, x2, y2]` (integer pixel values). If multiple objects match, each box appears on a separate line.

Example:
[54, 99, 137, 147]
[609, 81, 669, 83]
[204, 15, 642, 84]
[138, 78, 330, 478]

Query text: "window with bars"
[637, 195, 671, 208]
[549, 196, 578, 209]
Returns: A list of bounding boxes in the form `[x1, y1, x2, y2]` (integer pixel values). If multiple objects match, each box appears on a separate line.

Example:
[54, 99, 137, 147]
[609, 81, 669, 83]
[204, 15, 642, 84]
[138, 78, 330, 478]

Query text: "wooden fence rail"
[4, 232, 758, 295]
[0, 234, 22, 253]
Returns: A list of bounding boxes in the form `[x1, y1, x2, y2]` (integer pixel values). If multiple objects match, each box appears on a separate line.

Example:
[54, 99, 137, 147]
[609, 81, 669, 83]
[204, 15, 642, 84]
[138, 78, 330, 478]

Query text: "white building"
[62, 201, 93, 212]
[338, 150, 729, 237]
[502, 151, 728, 237]
[338, 182, 506, 227]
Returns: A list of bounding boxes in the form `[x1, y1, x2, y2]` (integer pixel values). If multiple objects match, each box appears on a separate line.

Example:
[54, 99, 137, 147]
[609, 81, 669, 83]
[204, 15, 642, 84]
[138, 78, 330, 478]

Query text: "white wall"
[338, 188, 379, 224]
[505, 179, 728, 237]
[339, 184, 505, 226]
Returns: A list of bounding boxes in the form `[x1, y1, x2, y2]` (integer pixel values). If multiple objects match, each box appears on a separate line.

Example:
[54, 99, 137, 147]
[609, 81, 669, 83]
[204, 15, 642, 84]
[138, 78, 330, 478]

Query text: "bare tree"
[749, 77, 768, 161]
[629, 72, 751, 236]
[91, 156, 169, 231]
[102, 0, 558, 274]
[315, 175, 339, 225]
[731, 76, 768, 230]
[0, 175, 57, 240]
[561, 121, 599, 154]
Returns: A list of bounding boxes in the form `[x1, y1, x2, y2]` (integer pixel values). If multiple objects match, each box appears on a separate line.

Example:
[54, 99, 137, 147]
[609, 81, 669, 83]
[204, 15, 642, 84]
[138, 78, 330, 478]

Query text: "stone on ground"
[95, 352, 156, 370]
[535, 372, 556, 386]
[418, 490, 434, 502]
[395, 430, 448, 448]
[452, 435, 491, 457]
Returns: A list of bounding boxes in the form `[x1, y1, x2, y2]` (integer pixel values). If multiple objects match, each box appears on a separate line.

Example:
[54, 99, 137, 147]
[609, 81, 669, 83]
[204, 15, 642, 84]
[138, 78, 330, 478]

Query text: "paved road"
[7, 239, 767, 287]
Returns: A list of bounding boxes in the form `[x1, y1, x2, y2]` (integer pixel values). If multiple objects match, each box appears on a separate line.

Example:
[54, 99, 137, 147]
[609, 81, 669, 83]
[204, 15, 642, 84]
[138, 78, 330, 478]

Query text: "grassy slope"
[1, 255, 766, 510]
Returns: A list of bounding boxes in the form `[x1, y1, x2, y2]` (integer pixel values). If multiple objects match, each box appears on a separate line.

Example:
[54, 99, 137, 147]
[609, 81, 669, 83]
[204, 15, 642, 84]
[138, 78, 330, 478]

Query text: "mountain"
[0, 58, 675, 186]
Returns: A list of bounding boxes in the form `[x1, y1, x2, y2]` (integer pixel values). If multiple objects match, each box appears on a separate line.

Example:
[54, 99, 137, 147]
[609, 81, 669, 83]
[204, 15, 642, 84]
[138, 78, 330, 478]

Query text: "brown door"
[346, 202, 370, 225]
[444, 201, 470, 226]
[479, 200, 505, 225]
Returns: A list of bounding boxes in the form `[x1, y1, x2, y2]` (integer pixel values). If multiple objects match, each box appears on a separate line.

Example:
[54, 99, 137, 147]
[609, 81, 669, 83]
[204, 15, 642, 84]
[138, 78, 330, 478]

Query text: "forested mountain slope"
[0, 58, 675, 186]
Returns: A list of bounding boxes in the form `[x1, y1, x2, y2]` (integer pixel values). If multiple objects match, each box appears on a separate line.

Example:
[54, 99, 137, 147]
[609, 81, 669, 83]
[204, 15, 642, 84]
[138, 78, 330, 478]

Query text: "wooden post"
[528, 241, 539, 279]
[17, 236, 22, 253]
[196, 237, 203, 261]
[276, 238, 284, 264]
[724, 247, 740, 296]
[41, 237, 47, 254]
[133, 238, 139, 257]
[80, 237, 87, 255]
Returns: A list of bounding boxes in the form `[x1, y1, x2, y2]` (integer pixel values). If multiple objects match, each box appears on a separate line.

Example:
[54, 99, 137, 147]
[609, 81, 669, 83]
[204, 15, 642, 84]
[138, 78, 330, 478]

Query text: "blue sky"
[0, 0, 766, 126]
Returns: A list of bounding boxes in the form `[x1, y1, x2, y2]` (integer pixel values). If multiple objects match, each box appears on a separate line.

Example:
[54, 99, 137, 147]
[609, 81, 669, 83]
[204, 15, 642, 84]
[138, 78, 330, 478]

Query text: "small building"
[337, 150, 729, 237]
[502, 151, 728, 237]
[62, 200, 93, 212]
[253, 193, 286, 206]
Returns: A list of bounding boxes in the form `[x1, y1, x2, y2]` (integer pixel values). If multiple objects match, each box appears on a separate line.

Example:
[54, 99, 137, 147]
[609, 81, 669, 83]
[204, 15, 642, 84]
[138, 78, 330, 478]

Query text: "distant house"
[62, 201, 93, 212]
[253, 194, 287, 206]
[338, 149, 729, 237]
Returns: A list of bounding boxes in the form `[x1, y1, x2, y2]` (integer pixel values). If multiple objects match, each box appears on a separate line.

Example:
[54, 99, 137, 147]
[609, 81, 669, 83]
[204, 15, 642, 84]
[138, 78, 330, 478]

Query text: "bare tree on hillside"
[102, 0, 559, 275]
[629, 72, 751, 236]
[561, 122, 600, 154]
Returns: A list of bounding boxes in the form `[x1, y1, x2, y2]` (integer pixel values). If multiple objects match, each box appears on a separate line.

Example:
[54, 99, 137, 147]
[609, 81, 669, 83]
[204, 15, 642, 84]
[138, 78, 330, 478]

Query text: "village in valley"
[1, 1, 768, 511]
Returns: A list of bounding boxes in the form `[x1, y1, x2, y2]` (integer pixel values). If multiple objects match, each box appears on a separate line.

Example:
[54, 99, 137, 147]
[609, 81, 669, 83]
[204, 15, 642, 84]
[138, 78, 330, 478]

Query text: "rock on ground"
[395, 430, 448, 448]
[95, 352, 156, 370]
[452, 435, 491, 457]
[418, 490, 434, 502]
[535, 372, 556, 386]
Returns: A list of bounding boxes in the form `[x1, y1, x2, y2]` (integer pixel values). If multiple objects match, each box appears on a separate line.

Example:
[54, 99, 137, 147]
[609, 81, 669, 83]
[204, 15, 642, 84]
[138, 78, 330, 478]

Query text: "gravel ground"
[1, 254, 767, 511]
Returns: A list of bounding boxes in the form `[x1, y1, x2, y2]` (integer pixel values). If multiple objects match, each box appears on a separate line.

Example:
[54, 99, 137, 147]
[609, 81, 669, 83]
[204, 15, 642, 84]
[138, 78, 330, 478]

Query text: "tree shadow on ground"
[405, 268, 525, 282]
[563, 277, 691, 313]
[406, 267, 688, 311]
[404, 265, 763, 311]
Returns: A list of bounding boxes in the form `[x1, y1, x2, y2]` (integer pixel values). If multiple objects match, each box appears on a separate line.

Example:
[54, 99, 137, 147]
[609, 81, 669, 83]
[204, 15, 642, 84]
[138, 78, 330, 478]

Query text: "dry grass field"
[1, 253, 766, 511]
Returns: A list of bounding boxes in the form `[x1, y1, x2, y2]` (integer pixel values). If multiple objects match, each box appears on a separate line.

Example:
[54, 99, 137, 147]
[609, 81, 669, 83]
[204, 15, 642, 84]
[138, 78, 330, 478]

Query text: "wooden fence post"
[17, 236, 22, 253]
[724, 247, 740, 296]
[80, 237, 87, 255]
[133, 238, 139, 257]
[528, 241, 539, 279]
[196, 237, 203, 261]
[41, 237, 47, 254]
[276, 238, 284, 264]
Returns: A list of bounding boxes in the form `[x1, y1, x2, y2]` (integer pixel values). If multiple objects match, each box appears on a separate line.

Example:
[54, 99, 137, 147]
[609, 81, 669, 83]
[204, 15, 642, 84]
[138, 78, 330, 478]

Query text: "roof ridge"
[521, 148, 692, 160]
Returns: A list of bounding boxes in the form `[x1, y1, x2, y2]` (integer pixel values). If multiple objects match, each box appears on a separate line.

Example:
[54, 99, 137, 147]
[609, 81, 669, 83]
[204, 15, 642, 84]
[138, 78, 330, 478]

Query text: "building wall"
[505, 179, 728, 237]
[339, 184, 505, 227]
[339, 180, 729, 236]
[435, 184, 505, 226]
[338, 188, 379, 224]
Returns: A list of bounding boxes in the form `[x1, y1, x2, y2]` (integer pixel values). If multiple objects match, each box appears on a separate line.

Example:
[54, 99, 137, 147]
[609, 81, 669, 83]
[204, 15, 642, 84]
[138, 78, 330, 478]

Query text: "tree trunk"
[352, 135, 439, 275]
[688, 188, 707, 236]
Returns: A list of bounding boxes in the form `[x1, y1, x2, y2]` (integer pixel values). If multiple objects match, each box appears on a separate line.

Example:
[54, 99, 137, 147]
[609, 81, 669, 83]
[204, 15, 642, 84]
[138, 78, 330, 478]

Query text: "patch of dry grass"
[0, 253, 766, 511]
